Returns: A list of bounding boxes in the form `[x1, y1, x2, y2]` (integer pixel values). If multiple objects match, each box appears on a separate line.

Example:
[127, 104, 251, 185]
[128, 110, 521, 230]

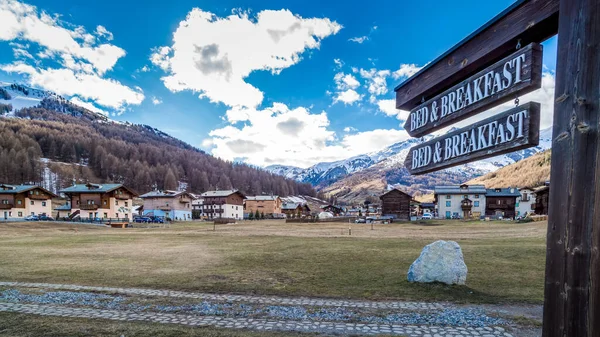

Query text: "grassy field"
[0, 220, 547, 304]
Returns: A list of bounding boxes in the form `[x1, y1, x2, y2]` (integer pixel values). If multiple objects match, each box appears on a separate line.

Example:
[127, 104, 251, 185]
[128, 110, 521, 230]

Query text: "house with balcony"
[516, 188, 536, 217]
[245, 195, 283, 218]
[485, 187, 521, 219]
[200, 190, 245, 220]
[59, 183, 137, 221]
[139, 190, 196, 221]
[281, 202, 311, 218]
[0, 184, 57, 220]
[434, 184, 487, 219]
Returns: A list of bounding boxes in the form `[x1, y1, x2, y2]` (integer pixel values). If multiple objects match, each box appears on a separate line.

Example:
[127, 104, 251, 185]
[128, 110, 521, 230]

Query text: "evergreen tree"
[255, 210, 260, 220]
[164, 168, 177, 190]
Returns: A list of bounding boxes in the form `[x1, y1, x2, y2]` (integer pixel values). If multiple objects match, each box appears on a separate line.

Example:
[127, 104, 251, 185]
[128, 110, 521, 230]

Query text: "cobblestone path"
[0, 281, 515, 337]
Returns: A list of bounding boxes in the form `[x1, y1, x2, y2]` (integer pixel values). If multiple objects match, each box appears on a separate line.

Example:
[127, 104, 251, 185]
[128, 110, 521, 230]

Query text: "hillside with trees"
[0, 104, 316, 197]
[466, 150, 551, 188]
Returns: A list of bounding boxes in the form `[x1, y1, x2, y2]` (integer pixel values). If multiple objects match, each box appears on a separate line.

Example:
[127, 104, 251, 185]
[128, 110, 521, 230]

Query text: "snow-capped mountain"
[266, 127, 553, 189]
[0, 82, 108, 120]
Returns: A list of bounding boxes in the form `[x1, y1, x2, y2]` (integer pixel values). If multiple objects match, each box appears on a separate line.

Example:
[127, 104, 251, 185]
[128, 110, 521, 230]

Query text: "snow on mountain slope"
[267, 127, 554, 190]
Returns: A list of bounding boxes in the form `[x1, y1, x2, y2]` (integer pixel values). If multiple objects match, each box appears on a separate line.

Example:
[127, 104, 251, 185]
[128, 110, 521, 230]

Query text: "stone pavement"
[0, 281, 515, 337]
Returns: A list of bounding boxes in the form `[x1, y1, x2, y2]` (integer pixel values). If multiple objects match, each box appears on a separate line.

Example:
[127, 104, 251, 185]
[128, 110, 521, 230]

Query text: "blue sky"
[0, 0, 556, 168]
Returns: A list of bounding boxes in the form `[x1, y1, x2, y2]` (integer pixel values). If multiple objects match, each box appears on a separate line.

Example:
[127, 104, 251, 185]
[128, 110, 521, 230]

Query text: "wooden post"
[542, 0, 600, 336]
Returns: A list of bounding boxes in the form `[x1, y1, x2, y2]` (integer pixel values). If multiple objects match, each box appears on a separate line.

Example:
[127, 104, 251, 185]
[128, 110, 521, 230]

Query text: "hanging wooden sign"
[404, 43, 542, 138]
[404, 101, 540, 175]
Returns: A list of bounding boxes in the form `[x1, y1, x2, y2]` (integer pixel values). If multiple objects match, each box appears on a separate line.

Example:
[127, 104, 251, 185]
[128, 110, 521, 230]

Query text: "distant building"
[200, 190, 245, 220]
[0, 184, 57, 220]
[139, 190, 196, 221]
[321, 205, 344, 216]
[534, 184, 550, 215]
[434, 184, 487, 219]
[516, 188, 536, 217]
[420, 202, 435, 215]
[245, 195, 283, 217]
[59, 183, 137, 221]
[281, 202, 310, 218]
[191, 197, 204, 219]
[379, 189, 412, 221]
[485, 187, 521, 219]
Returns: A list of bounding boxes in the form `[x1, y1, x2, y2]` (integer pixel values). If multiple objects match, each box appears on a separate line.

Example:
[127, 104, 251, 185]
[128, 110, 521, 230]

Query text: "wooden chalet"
[379, 189, 412, 221]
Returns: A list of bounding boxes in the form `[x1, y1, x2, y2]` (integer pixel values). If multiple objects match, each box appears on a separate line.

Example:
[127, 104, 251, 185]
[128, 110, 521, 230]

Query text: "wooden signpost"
[404, 44, 542, 137]
[394, 0, 599, 335]
[404, 102, 540, 175]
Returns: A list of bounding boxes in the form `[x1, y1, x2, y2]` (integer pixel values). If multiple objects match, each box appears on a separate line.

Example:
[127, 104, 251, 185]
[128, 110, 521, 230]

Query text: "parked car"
[151, 216, 165, 223]
[24, 215, 39, 221]
[451, 212, 461, 219]
[134, 217, 152, 223]
[422, 213, 433, 220]
[38, 215, 54, 221]
[354, 218, 366, 223]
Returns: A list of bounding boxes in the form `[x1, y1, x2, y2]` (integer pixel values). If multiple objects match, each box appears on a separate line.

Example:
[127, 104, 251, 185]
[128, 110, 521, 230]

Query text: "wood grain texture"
[403, 102, 540, 175]
[542, 0, 600, 336]
[394, 0, 558, 110]
[403, 43, 543, 137]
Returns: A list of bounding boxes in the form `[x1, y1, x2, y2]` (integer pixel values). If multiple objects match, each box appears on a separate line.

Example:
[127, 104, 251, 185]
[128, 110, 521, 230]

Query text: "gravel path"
[0, 281, 526, 336]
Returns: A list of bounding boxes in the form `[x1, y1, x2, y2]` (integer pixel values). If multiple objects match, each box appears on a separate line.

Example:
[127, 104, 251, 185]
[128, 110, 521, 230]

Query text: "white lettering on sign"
[411, 109, 530, 171]
[412, 53, 525, 133]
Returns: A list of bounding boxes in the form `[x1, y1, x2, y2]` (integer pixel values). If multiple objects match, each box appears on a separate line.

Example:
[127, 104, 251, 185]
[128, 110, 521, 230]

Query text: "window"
[446, 201, 451, 207]
[115, 200, 119, 206]
[103, 200, 107, 205]
[30, 200, 34, 205]
[42, 201, 46, 207]
[497, 200, 502, 205]
[475, 194, 479, 199]
[474, 201, 479, 207]
[445, 211, 451, 219]
[35, 190, 39, 195]
[445, 195, 451, 199]
[104, 213, 108, 218]
[18, 212, 22, 217]
[463, 195, 468, 199]
[116, 213, 119, 218]
[30, 191, 33, 194]
[1, 200, 7, 204]
[17, 200, 21, 205]
[31, 212, 34, 216]
[87, 200, 94, 205]
[125, 201, 128, 207]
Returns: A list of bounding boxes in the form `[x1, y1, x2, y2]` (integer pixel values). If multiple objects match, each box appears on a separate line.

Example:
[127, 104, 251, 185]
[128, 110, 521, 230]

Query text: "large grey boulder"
[407, 240, 467, 285]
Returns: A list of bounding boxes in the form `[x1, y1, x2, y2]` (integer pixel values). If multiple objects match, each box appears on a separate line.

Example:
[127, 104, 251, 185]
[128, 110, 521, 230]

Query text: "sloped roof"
[434, 185, 487, 195]
[201, 190, 246, 199]
[281, 202, 300, 210]
[0, 184, 58, 197]
[140, 190, 195, 199]
[59, 183, 137, 196]
[246, 195, 279, 201]
[380, 188, 412, 199]
[485, 188, 521, 197]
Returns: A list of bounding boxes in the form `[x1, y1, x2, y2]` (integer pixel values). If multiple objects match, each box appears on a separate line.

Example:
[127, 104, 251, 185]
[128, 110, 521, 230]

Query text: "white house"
[434, 184, 487, 219]
[200, 190, 245, 220]
[516, 188, 536, 217]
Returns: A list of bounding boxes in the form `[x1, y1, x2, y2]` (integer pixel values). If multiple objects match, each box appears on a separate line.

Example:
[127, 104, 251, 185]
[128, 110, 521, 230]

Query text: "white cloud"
[70, 97, 107, 116]
[393, 63, 422, 79]
[343, 126, 357, 132]
[377, 98, 409, 121]
[0, 0, 125, 75]
[138, 65, 150, 72]
[333, 58, 343, 68]
[206, 103, 411, 168]
[0, 0, 143, 111]
[1, 62, 144, 110]
[151, 96, 162, 105]
[348, 25, 377, 44]
[349, 36, 368, 44]
[341, 128, 410, 154]
[95, 25, 113, 41]
[359, 68, 390, 101]
[151, 8, 341, 108]
[332, 71, 362, 105]
[334, 89, 362, 105]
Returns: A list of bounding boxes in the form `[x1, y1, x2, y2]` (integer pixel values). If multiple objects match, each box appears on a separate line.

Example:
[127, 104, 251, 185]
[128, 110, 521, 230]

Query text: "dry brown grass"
[0, 220, 547, 303]
[467, 150, 551, 188]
